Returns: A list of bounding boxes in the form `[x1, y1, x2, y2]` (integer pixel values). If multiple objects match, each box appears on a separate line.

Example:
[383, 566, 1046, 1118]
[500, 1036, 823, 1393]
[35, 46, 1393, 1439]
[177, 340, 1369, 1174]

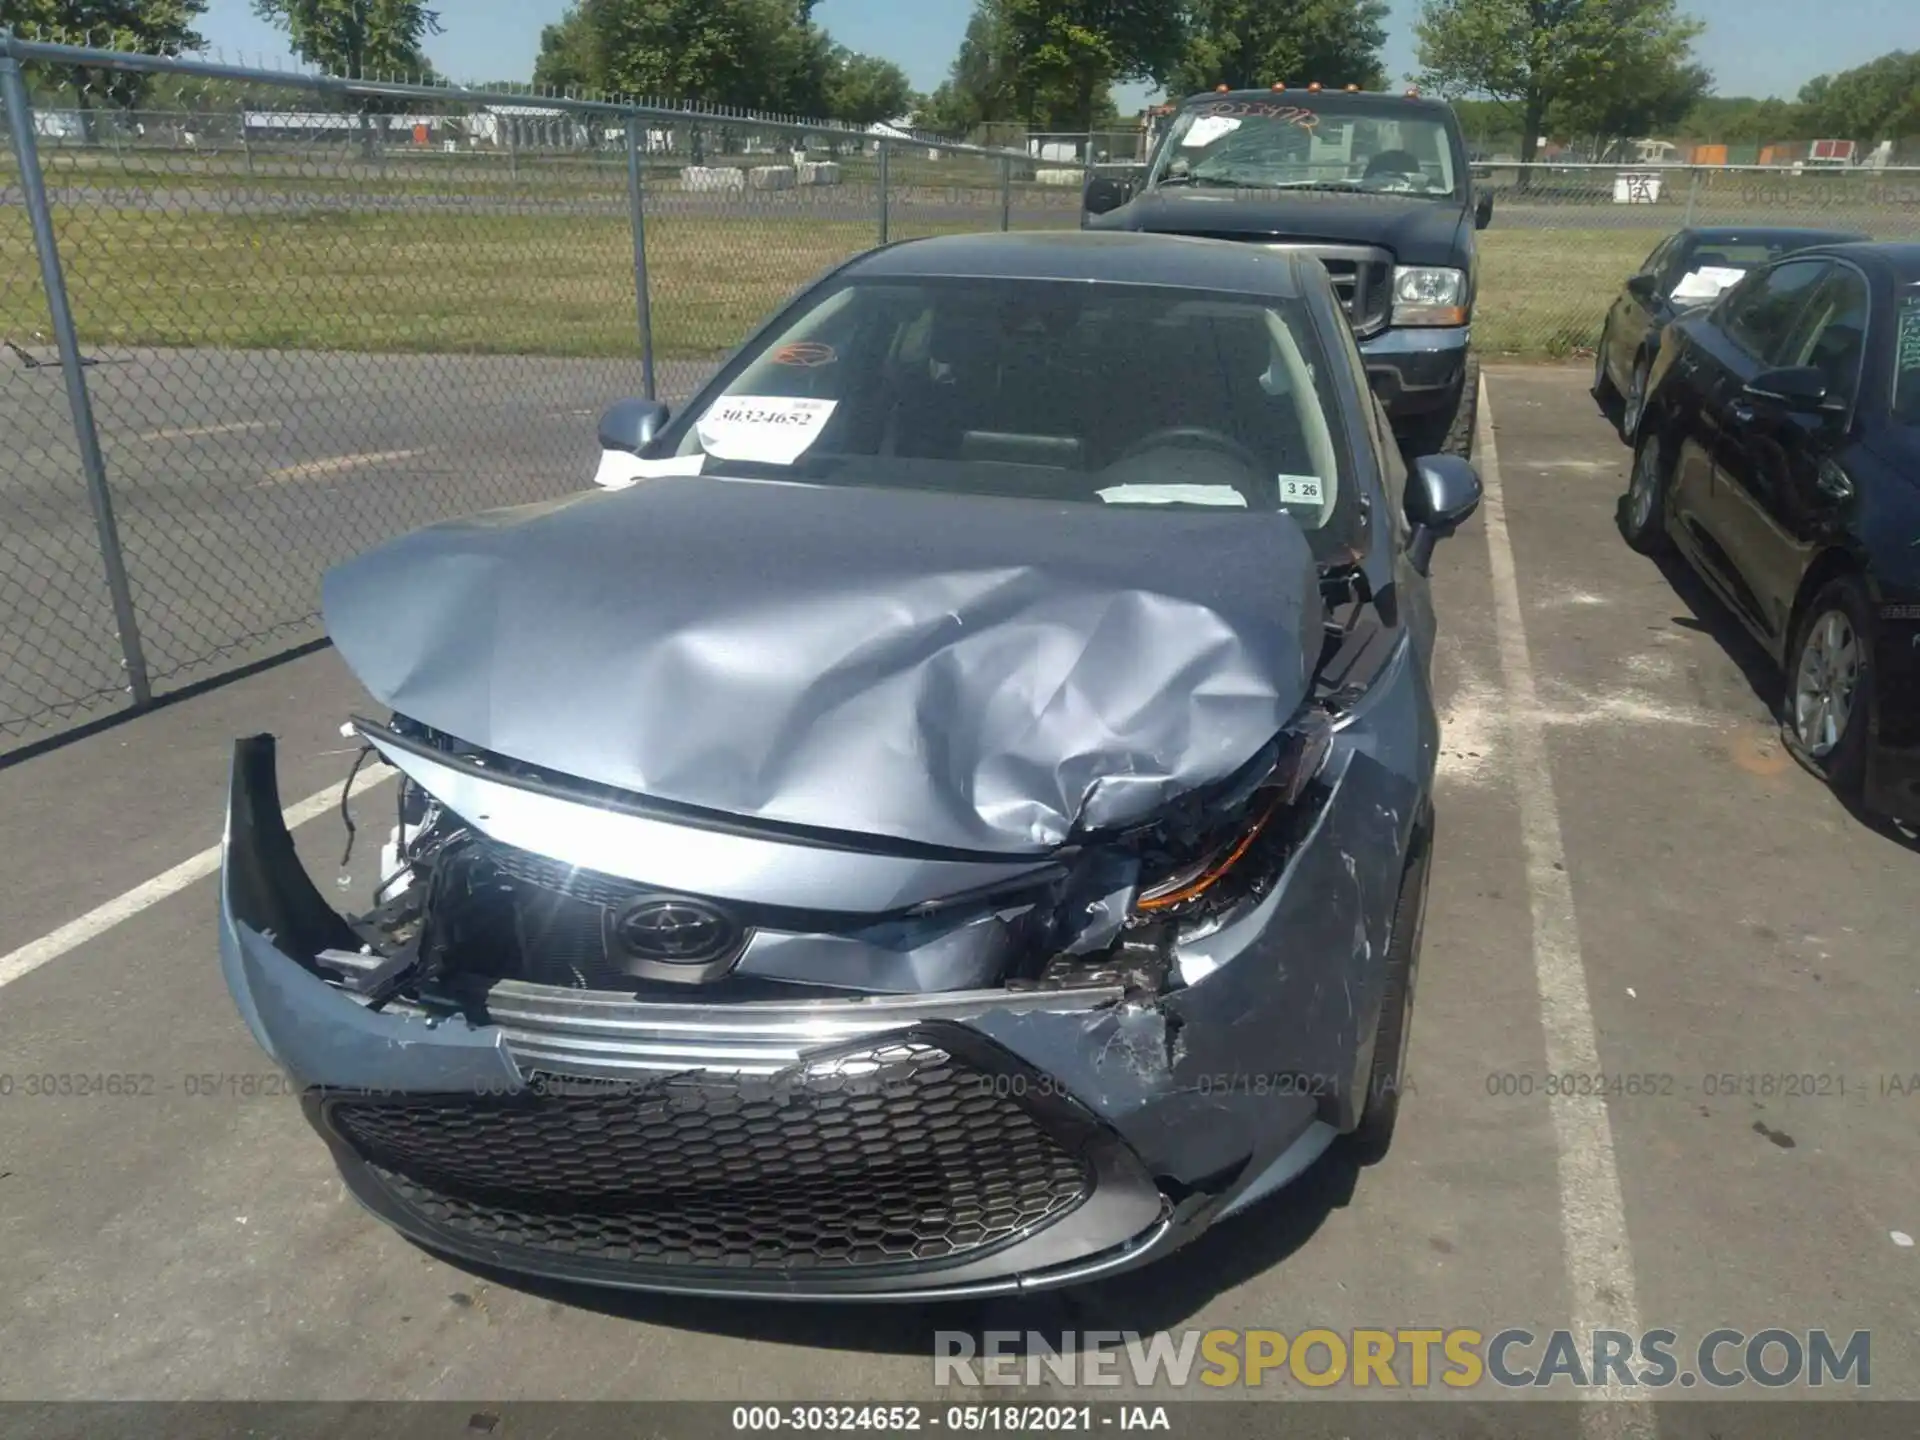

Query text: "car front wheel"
[1619, 352, 1651, 441]
[1348, 819, 1431, 1163]
[1784, 576, 1874, 797]
[1592, 322, 1618, 404]
[1617, 426, 1674, 554]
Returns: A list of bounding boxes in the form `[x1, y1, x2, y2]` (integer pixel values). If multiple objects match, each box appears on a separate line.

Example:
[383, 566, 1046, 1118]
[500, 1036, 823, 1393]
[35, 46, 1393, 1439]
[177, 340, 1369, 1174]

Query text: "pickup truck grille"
[1268, 244, 1393, 337]
[1190, 237, 1393, 337]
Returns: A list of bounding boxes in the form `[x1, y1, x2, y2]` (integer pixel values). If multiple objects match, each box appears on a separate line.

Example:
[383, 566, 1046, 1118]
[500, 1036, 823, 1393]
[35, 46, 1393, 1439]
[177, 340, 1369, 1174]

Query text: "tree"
[1170, 0, 1388, 99]
[1, 0, 207, 110]
[251, 0, 443, 81]
[998, 0, 1186, 134]
[532, 4, 600, 94]
[1414, 0, 1705, 164]
[823, 49, 915, 127]
[532, 0, 833, 115]
[1552, 59, 1711, 158]
[1798, 51, 1920, 145]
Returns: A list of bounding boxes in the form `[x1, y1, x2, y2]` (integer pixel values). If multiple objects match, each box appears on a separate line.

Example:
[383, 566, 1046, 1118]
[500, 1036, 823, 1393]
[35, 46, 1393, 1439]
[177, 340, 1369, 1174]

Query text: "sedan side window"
[1720, 260, 1830, 363]
[1778, 267, 1871, 410]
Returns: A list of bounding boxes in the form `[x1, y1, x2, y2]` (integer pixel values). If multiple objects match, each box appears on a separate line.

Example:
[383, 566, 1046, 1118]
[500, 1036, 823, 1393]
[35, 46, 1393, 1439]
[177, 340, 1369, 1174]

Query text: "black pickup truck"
[1084, 87, 1493, 457]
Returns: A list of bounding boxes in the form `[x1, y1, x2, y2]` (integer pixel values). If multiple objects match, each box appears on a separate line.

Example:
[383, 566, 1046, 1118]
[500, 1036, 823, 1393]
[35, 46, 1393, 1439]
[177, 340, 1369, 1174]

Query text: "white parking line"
[1476, 377, 1650, 1434]
[0, 767, 392, 993]
[136, 421, 271, 442]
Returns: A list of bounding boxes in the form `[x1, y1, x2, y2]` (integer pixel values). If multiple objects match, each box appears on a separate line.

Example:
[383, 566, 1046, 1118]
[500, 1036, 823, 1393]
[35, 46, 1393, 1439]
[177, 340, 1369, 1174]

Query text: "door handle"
[1816, 462, 1853, 503]
[1730, 400, 1756, 425]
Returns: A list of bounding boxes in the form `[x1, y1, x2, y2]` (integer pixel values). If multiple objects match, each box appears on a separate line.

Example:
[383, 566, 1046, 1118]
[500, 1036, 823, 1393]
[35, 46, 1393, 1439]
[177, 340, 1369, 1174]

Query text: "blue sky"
[197, 0, 1912, 104]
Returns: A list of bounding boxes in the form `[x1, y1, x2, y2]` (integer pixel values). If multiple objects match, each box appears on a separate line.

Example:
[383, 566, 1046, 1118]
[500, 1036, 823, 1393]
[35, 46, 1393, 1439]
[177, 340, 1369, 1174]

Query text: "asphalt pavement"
[1, 369, 1917, 1421]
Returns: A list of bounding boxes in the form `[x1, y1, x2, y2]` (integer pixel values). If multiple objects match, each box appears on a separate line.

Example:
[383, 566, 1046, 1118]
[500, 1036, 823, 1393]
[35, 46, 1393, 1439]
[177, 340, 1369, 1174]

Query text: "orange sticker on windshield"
[772, 342, 837, 367]
[1193, 100, 1319, 130]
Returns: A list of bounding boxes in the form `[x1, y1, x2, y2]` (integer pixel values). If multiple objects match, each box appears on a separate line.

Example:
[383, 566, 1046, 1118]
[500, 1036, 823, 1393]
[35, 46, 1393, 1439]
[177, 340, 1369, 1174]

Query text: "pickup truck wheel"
[1592, 322, 1618, 404]
[1401, 353, 1479, 460]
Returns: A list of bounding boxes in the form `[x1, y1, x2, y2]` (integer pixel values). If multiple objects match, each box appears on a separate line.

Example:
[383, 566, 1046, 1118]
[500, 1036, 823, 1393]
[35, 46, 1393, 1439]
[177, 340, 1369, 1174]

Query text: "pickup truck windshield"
[1150, 100, 1460, 199]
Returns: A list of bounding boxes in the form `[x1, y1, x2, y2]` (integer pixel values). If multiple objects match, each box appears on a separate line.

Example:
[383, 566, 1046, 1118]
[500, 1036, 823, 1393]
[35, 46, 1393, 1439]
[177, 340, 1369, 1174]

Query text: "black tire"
[1592, 322, 1618, 404]
[1348, 818, 1432, 1162]
[1781, 575, 1874, 799]
[1618, 351, 1652, 442]
[1401, 352, 1479, 461]
[1617, 425, 1674, 555]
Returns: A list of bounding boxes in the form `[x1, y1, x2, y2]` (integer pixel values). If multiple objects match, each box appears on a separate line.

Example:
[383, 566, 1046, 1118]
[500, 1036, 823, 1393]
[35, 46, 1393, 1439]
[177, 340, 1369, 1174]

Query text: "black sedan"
[1595, 226, 1868, 438]
[1619, 241, 1920, 823]
[218, 232, 1484, 1298]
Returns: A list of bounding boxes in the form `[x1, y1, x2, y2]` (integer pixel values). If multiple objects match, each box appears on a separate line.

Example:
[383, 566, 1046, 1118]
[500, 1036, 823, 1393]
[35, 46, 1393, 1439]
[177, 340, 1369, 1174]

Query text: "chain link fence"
[1470, 161, 1920, 356]
[0, 36, 1053, 752]
[4, 32, 1916, 752]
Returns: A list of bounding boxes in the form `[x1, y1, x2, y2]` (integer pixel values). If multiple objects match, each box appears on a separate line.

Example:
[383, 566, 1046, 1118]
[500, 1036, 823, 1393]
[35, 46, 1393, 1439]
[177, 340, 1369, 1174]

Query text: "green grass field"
[1, 198, 1665, 361]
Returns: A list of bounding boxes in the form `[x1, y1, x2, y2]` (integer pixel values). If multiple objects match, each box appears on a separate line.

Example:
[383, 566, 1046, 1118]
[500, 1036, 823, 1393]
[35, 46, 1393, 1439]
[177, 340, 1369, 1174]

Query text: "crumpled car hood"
[322, 475, 1325, 856]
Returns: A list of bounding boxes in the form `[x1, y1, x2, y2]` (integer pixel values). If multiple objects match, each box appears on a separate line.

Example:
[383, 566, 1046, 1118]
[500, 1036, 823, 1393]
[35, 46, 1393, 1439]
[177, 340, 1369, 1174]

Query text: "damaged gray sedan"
[219, 231, 1481, 1299]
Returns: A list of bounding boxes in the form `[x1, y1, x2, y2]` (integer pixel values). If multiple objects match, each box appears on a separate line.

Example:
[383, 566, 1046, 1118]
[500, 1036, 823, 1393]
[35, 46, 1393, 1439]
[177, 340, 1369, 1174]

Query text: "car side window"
[1641, 235, 1677, 280]
[1719, 260, 1830, 363]
[1777, 266, 1871, 410]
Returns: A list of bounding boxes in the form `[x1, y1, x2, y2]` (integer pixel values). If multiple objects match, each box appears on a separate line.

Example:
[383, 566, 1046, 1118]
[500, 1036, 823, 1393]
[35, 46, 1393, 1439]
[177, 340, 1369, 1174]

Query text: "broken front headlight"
[1133, 714, 1334, 915]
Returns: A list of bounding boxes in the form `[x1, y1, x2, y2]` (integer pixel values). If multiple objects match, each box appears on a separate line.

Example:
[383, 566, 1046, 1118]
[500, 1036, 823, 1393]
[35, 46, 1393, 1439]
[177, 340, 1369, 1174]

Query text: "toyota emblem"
[612, 896, 744, 965]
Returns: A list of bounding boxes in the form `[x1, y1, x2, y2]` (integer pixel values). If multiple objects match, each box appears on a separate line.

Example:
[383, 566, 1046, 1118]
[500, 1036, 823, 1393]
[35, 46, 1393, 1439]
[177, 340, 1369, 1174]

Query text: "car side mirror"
[1405, 454, 1483, 575]
[1625, 273, 1658, 301]
[1473, 190, 1493, 230]
[1083, 173, 1135, 217]
[599, 398, 672, 454]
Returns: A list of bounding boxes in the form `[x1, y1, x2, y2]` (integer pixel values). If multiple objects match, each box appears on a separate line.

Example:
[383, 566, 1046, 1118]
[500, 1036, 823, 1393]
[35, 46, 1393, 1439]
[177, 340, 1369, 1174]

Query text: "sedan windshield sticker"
[1277, 474, 1325, 506]
[1097, 483, 1247, 508]
[696, 396, 837, 465]
[1181, 115, 1243, 148]
[1897, 296, 1920, 372]
[1672, 265, 1747, 302]
[592, 450, 705, 489]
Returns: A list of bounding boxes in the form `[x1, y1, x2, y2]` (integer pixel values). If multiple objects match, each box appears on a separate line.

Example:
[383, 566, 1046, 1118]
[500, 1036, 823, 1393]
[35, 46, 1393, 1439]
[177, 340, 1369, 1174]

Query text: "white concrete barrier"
[797, 161, 844, 186]
[1036, 168, 1085, 186]
[748, 165, 797, 190]
[682, 166, 746, 192]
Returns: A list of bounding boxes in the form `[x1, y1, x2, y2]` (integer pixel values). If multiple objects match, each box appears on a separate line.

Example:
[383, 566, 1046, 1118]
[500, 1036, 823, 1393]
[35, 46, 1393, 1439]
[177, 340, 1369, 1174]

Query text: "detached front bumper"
[219, 663, 1429, 1298]
[1361, 325, 1471, 419]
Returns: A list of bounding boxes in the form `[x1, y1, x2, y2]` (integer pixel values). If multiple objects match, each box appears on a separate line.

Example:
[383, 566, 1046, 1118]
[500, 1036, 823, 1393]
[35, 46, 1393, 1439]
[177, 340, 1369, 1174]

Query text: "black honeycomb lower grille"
[324, 1041, 1092, 1272]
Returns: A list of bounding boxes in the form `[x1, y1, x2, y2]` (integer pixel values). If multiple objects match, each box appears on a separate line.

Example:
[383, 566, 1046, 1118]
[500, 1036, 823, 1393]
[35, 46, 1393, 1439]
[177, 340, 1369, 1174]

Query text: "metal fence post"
[1, 43, 152, 707]
[624, 114, 658, 403]
[1000, 153, 1012, 232]
[877, 137, 890, 245]
[1682, 167, 1700, 227]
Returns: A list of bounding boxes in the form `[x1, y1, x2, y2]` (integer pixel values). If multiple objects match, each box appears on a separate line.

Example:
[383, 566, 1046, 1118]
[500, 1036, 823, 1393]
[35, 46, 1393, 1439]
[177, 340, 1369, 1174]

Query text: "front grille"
[325, 1040, 1092, 1271]
[1191, 237, 1393, 336]
[444, 836, 746, 991]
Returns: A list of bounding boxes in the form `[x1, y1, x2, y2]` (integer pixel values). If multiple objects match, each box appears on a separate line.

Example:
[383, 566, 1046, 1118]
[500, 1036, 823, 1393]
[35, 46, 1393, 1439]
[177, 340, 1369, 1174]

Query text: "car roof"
[1779, 241, 1920, 283]
[1686, 225, 1871, 245]
[844, 230, 1314, 299]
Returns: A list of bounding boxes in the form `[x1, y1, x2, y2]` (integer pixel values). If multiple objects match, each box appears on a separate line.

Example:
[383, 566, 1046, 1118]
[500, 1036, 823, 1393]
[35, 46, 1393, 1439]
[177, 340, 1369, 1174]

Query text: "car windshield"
[658, 276, 1365, 563]
[1895, 287, 1920, 429]
[1147, 99, 1460, 199]
[1668, 241, 1847, 304]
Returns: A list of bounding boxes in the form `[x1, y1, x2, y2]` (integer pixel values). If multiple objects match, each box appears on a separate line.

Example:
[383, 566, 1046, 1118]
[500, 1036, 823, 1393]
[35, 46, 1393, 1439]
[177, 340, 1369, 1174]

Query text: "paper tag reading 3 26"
[696, 395, 837, 465]
[1278, 473, 1325, 505]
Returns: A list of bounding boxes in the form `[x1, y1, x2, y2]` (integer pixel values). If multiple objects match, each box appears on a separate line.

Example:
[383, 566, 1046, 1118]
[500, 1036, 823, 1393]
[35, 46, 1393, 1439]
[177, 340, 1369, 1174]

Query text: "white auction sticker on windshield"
[1181, 115, 1242, 148]
[592, 449, 705, 489]
[696, 396, 837, 465]
[1278, 473, 1325, 506]
[1672, 265, 1746, 302]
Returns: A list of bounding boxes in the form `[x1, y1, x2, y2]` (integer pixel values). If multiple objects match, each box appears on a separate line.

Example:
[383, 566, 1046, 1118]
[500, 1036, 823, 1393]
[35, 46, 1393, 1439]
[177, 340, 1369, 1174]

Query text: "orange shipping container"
[1693, 143, 1728, 166]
